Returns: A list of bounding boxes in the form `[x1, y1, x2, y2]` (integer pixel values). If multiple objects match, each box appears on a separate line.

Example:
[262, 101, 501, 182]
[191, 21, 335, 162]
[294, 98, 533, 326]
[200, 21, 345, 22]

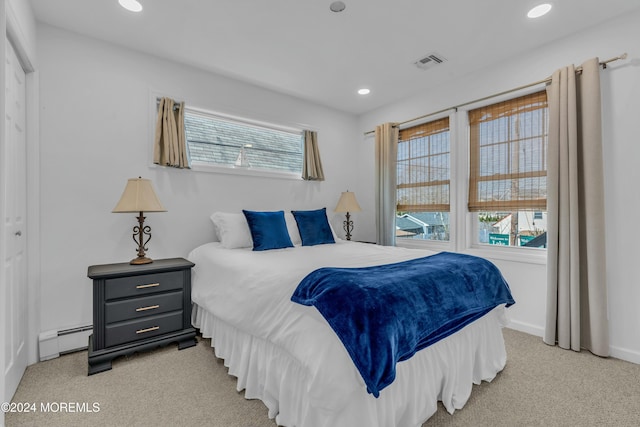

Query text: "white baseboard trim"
[505, 319, 544, 337]
[505, 320, 640, 365]
[610, 345, 640, 365]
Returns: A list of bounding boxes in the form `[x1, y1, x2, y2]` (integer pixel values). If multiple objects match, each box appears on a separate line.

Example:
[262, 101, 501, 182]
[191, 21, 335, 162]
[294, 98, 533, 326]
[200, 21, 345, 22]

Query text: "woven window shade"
[397, 117, 450, 212]
[468, 91, 548, 212]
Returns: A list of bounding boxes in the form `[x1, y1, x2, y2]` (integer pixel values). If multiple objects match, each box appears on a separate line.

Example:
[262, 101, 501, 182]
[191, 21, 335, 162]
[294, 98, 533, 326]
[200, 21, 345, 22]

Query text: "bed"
[188, 210, 513, 427]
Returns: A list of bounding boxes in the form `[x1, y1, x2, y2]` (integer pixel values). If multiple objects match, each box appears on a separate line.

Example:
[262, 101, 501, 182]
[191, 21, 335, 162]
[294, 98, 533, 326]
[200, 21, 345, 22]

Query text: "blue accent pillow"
[291, 208, 336, 246]
[242, 210, 294, 251]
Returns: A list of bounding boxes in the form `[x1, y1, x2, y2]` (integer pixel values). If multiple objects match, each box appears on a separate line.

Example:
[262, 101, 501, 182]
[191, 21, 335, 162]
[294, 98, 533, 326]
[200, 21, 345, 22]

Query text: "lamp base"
[129, 212, 154, 265]
[130, 256, 153, 265]
[343, 212, 354, 241]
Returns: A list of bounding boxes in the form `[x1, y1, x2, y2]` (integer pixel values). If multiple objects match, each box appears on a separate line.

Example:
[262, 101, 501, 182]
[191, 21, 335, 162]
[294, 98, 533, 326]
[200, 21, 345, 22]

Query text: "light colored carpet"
[6, 328, 640, 427]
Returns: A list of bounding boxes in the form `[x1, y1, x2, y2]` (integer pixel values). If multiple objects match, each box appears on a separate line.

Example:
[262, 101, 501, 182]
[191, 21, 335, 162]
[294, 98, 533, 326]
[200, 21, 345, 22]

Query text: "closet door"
[3, 38, 28, 402]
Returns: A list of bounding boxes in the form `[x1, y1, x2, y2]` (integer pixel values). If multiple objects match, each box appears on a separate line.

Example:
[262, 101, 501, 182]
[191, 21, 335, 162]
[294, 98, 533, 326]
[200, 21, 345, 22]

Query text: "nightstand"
[87, 258, 197, 375]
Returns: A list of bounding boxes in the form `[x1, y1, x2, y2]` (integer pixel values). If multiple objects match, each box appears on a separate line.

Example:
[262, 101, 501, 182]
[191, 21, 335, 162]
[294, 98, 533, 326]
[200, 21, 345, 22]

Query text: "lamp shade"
[334, 191, 362, 213]
[112, 177, 167, 213]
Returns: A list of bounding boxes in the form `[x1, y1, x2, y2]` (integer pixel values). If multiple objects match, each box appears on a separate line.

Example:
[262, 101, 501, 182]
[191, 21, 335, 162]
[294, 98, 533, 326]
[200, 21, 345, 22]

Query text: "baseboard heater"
[38, 325, 93, 361]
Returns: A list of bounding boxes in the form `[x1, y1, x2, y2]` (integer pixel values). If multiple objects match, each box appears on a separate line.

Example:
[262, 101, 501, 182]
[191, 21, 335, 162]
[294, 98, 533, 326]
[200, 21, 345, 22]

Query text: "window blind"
[396, 117, 450, 212]
[468, 91, 548, 212]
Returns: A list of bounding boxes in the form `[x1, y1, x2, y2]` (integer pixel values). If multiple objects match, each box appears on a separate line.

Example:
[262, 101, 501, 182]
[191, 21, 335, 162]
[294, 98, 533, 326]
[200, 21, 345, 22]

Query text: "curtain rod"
[156, 96, 184, 111]
[364, 53, 628, 136]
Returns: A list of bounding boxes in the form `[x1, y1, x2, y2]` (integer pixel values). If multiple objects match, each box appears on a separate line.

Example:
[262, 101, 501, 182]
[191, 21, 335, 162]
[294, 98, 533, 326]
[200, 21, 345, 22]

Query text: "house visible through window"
[183, 109, 304, 174]
[468, 91, 548, 248]
[396, 117, 450, 241]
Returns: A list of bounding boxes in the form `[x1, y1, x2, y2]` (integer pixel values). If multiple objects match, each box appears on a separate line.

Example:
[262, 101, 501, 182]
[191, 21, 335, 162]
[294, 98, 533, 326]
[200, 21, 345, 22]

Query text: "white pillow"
[285, 212, 302, 246]
[210, 212, 253, 249]
[328, 221, 341, 242]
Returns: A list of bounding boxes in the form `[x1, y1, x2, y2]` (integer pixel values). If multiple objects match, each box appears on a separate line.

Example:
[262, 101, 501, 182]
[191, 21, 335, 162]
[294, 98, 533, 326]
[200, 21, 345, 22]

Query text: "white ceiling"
[29, 0, 640, 115]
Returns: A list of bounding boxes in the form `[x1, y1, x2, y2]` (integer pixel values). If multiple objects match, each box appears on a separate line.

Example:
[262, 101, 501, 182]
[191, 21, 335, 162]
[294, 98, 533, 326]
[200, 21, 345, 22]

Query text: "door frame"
[1, 4, 6, 422]
[6, 0, 39, 366]
[1, 0, 40, 414]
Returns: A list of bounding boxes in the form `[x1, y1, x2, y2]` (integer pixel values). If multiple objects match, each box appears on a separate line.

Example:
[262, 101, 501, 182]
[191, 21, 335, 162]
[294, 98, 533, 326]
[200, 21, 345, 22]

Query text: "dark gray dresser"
[87, 257, 196, 375]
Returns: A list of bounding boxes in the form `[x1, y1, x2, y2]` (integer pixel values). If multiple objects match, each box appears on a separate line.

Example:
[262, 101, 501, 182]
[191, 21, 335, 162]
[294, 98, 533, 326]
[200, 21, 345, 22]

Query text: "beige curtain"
[302, 130, 325, 181]
[153, 97, 189, 169]
[544, 58, 609, 357]
[375, 123, 398, 246]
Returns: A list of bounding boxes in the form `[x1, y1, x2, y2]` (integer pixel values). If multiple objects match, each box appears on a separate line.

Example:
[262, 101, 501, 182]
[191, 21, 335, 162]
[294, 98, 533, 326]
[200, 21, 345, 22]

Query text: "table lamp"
[334, 190, 361, 241]
[112, 177, 167, 264]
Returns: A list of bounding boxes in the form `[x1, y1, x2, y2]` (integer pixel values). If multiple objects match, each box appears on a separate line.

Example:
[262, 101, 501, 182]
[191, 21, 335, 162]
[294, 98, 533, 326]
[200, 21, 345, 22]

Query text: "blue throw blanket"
[291, 252, 515, 397]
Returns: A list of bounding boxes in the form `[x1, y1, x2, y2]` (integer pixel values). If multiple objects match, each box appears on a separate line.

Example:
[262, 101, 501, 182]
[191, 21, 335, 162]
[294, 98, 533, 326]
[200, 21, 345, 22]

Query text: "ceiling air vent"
[414, 53, 446, 70]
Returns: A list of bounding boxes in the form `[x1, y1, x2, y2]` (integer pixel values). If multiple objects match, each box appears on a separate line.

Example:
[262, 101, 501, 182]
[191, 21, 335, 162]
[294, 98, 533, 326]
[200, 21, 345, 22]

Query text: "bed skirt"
[192, 303, 509, 427]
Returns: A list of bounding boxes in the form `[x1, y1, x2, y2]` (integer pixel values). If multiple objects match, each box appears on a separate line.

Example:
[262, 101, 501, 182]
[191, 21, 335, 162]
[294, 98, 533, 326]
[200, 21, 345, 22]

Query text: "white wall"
[37, 25, 363, 334]
[357, 10, 640, 363]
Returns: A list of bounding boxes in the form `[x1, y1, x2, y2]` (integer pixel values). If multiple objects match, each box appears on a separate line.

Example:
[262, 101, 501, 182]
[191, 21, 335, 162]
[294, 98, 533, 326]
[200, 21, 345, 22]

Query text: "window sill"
[396, 239, 453, 252]
[463, 244, 547, 265]
[397, 239, 547, 265]
[189, 161, 303, 181]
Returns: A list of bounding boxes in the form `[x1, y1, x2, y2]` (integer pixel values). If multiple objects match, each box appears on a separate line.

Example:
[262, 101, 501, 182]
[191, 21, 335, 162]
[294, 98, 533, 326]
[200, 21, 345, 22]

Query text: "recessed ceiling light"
[119, 0, 143, 13]
[527, 3, 552, 19]
[358, 88, 370, 95]
[330, 1, 346, 13]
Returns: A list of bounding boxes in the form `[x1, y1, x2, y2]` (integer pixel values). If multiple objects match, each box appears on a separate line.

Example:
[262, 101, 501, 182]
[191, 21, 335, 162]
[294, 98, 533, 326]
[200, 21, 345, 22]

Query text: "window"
[183, 109, 304, 175]
[468, 91, 548, 248]
[396, 117, 450, 241]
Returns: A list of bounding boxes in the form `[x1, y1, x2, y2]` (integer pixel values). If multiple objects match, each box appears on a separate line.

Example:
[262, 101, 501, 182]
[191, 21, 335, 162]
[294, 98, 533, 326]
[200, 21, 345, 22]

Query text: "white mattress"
[189, 241, 508, 427]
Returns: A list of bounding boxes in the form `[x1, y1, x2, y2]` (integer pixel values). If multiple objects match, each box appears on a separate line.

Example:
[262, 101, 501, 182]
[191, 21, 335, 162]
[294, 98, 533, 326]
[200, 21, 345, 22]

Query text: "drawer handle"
[136, 326, 160, 334]
[136, 283, 160, 289]
[135, 304, 160, 312]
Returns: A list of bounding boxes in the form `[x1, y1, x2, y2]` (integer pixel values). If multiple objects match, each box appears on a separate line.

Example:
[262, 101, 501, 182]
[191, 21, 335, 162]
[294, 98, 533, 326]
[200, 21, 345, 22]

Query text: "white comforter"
[189, 241, 508, 426]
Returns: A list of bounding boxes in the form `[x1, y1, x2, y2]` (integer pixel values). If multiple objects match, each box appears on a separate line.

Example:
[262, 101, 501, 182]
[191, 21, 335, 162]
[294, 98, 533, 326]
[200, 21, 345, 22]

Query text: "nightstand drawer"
[105, 311, 183, 348]
[105, 291, 183, 324]
[105, 271, 183, 300]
